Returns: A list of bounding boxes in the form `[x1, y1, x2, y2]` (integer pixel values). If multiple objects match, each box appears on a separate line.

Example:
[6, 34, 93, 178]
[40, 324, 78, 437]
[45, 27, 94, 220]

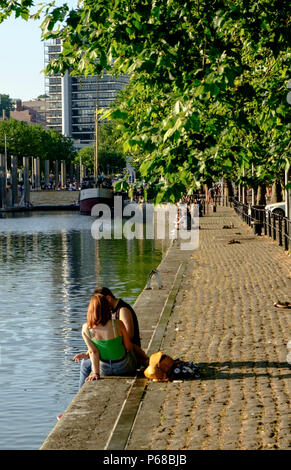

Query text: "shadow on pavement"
[196, 361, 291, 380]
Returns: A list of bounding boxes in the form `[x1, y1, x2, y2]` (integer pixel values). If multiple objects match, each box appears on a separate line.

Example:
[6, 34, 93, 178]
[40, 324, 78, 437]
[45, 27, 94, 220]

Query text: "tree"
[0, 93, 14, 118]
[0, 0, 290, 202]
[73, 120, 126, 174]
[98, 120, 126, 173]
[74, 146, 94, 173]
[43, 128, 76, 162]
[0, 118, 76, 163]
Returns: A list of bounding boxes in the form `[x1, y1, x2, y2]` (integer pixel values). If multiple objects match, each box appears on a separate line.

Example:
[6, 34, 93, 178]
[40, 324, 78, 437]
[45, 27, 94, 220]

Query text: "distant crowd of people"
[43, 181, 79, 191]
[80, 176, 113, 190]
[209, 183, 222, 200]
[15, 176, 115, 192]
[15, 179, 80, 193]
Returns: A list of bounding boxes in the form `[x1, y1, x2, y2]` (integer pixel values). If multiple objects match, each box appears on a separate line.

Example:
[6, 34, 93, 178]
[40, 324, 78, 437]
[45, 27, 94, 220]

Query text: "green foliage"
[114, 178, 130, 193]
[98, 120, 127, 173]
[0, 118, 75, 161]
[75, 146, 94, 172]
[73, 120, 127, 174]
[0, 93, 14, 118]
[0, 0, 290, 201]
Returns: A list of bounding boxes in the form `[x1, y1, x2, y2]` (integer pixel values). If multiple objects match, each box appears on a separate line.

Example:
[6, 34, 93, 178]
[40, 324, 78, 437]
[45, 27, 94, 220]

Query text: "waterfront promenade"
[41, 205, 291, 450]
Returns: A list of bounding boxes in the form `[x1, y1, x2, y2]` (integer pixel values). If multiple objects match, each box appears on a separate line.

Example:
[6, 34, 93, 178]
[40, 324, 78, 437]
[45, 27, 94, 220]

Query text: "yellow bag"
[144, 352, 175, 382]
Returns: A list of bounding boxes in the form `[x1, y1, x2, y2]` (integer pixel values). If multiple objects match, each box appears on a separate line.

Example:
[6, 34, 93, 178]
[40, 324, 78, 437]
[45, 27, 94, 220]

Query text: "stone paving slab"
[127, 206, 291, 450]
[41, 378, 134, 450]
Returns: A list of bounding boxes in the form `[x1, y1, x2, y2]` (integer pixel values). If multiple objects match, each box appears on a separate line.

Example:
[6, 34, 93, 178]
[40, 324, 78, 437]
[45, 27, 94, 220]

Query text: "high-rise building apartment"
[45, 39, 129, 149]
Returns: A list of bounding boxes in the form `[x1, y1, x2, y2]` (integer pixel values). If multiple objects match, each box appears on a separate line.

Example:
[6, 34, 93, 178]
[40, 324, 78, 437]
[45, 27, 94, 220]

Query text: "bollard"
[31, 157, 36, 190]
[54, 160, 59, 189]
[11, 155, 18, 206]
[23, 157, 30, 206]
[61, 160, 66, 188]
[44, 160, 50, 188]
[69, 163, 74, 183]
[35, 158, 41, 191]
[0, 153, 7, 209]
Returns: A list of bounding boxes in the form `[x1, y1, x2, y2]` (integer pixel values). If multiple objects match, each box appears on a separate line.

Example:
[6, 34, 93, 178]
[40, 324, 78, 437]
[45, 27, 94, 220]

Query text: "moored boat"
[80, 186, 113, 215]
[79, 103, 114, 215]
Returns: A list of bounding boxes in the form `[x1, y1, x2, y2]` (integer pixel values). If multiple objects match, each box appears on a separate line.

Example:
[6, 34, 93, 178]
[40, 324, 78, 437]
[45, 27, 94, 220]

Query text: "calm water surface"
[0, 211, 163, 449]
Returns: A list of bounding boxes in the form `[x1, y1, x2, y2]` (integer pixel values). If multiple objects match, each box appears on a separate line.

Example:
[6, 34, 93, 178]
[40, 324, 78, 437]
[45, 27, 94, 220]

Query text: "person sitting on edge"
[73, 286, 149, 387]
[81, 293, 137, 383]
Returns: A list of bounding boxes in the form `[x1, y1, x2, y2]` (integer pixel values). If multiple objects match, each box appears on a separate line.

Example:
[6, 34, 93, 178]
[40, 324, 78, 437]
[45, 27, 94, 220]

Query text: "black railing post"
[272, 214, 276, 241]
[278, 216, 283, 246]
[251, 205, 263, 235]
[232, 202, 289, 252]
[268, 212, 272, 238]
[284, 218, 289, 251]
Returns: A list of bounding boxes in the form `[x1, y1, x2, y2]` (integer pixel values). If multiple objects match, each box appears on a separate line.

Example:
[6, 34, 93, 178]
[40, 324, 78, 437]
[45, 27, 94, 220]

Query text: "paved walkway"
[127, 206, 291, 450]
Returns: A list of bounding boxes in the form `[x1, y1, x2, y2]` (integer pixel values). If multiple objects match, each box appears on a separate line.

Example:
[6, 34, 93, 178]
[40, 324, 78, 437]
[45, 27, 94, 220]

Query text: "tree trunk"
[270, 181, 283, 203]
[256, 184, 267, 206]
[224, 179, 234, 199]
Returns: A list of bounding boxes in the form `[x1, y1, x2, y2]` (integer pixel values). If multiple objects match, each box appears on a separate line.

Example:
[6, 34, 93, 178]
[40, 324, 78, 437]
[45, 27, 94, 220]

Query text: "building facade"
[10, 99, 47, 127]
[45, 39, 129, 149]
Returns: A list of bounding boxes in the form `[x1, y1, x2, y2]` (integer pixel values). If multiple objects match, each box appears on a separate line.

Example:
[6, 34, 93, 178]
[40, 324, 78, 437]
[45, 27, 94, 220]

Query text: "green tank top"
[88, 320, 126, 361]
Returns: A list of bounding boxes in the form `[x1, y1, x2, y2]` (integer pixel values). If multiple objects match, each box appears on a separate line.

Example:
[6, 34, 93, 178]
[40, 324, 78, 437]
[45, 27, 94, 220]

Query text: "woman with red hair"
[81, 293, 137, 381]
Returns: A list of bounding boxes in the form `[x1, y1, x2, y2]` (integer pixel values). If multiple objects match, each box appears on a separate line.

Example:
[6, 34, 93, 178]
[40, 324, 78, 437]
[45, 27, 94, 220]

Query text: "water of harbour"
[0, 211, 164, 450]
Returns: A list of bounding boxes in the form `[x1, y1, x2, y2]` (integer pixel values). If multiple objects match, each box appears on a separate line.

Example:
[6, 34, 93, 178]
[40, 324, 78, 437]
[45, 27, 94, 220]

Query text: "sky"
[0, 1, 77, 102]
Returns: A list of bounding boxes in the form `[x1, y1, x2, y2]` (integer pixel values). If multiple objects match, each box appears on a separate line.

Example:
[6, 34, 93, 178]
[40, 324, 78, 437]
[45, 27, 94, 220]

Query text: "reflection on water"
[0, 211, 164, 449]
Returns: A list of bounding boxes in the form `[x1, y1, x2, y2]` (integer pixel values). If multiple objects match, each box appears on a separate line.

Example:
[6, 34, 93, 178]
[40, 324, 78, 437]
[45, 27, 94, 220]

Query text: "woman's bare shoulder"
[82, 322, 89, 334]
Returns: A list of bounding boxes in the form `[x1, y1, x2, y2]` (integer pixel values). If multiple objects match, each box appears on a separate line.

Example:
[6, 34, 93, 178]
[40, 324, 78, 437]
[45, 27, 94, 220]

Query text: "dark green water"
[0, 211, 163, 449]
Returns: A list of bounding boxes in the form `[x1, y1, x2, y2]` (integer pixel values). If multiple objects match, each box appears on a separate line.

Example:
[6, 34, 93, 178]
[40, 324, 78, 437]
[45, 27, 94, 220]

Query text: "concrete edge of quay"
[40, 238, 192, 450]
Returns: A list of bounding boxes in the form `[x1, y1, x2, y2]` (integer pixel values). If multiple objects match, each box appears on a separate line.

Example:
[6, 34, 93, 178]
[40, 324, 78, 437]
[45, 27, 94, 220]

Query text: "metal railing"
[231, 198, 290, 251]
[166, 193, 290, 252]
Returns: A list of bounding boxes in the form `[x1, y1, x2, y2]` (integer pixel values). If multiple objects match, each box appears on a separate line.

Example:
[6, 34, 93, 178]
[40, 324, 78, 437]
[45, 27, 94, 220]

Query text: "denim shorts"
[79, 351, 137, 388]
[100, 351, 137, 376]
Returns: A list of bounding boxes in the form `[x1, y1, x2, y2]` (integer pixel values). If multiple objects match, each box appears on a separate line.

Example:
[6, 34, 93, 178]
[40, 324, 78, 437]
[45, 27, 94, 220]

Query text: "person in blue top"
[81, 293, 137, 382]
[74, 287, 148, 388]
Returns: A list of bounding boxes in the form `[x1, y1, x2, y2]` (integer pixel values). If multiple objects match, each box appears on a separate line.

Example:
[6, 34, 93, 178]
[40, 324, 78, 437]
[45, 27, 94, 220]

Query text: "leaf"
[111, 109, 128, 120]
[174, 100, 182, 114]
[222, 158, 233, 169]
[168, 71, 175, 81]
